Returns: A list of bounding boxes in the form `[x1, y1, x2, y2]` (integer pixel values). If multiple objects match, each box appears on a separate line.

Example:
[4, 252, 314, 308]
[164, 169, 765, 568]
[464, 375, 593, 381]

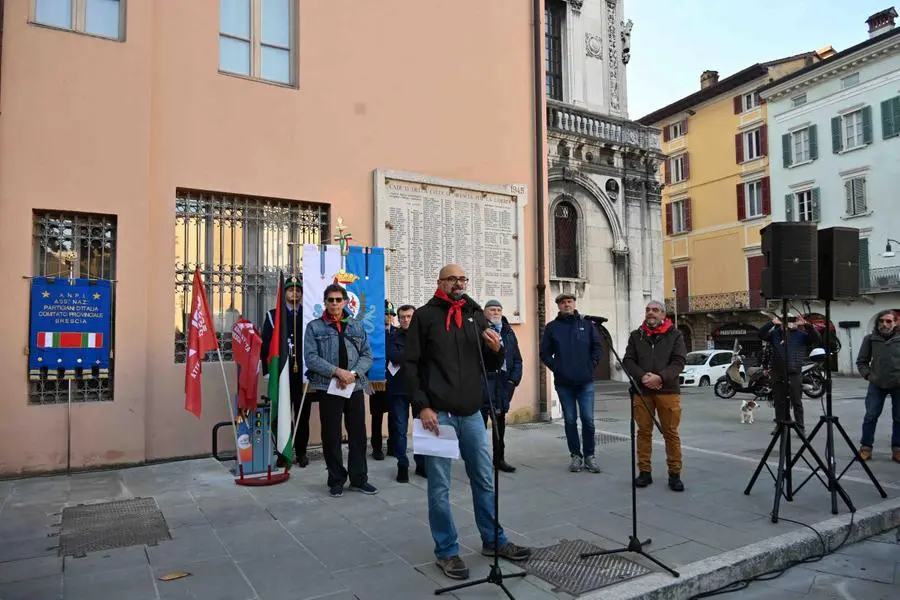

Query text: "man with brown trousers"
[622, 300, 688, 492]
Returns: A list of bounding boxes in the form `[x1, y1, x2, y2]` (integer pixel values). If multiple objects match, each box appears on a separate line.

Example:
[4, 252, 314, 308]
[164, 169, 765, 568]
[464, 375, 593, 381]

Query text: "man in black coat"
[261, 275, 311, 467]
[482, 299, 522, 473]
[404, 264, 531, 581]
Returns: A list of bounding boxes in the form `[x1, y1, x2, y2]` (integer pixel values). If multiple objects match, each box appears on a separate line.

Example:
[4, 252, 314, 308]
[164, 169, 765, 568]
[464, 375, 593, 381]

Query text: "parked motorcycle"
[801, 348, 826, 399]
[714, 351, 772, 401]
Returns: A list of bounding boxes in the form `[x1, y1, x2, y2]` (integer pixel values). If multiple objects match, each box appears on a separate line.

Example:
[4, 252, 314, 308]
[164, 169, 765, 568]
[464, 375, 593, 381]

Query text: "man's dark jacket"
[483, 316, 523, 413]
[261, 305, 310, 402]
[857, 328, 900, 389]
[622, 325, 687, 394]
[385, 325, 406, 398]
[539, 312, 602, 386]
[403, 294, 504, 417]
[758, 321, 821, 375]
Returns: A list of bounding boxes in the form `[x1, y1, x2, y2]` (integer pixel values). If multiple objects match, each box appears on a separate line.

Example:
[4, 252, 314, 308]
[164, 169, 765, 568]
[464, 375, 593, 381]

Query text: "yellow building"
[637, 52, 833, 363]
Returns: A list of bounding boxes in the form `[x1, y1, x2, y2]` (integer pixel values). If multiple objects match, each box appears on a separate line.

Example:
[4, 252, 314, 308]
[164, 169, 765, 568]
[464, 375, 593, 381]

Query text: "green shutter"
[782, 133, 793, 167]
[808, 124, 818, 160]
[811, 188, 820, 222]
[861, 105, 873, 145]
[859, 237, 870, 291]
[831, 116, 843, 153]
[882, 96, 900, 139]
[784, 193, 794, 221]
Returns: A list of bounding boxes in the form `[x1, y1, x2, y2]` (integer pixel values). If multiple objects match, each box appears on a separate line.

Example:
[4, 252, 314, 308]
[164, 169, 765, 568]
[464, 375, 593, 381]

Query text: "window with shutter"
[784, 193, 795, 221]
[682, 119, 689, 135]
[760, 124, 768, 156]
[789, 128, 811, 164]
[669, 200, 687, 234]
[810, 188, 820, 222]
[733, 96, 742, 114]
[745, 181, 763, 218]
[665, 202, 673, 236]
[683, 198, 693, 232]
[842, 110, 866, 149]
[665, 159, 672, 184]
[663, 126, 671, 143]
[859, 237, 870, 291]
[735, 133, 744, 164]
[861, 105, 873, 145]
[682, 154, 690, 180]
[794, 189, 816, 222]
[881, 96, 900, 139]
[736, 183, 746, 220]
[844, 177, 867, 216]
[831, 116, 843, 153]
[808, 124, 819, 160]
[782, 134, 793, 167]
[761, 176, 770, 215]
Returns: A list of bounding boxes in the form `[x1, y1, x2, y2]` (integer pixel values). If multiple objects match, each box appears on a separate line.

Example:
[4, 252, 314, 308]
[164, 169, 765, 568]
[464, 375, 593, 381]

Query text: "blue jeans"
[860, 382, 900, 449]
[556, 383, 596, 457]
[426, 411, 507, 559]
[387, 395, 426, 471]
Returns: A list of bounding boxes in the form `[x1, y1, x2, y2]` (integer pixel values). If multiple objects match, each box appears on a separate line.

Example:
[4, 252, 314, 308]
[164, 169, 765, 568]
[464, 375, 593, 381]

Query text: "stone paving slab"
[0, 378, 896, 599]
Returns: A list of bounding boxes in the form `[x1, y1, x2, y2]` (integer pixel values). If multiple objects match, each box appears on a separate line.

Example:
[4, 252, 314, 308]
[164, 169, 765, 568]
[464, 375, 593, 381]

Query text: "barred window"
[31, 210, 117, 404]
[174, 190, 329, 363]
[553, 200, 579, 278]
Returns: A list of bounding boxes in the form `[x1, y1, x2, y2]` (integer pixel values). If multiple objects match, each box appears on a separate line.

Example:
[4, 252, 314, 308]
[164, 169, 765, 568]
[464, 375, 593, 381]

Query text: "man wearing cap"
[540, 292, 603, 473]
[261, 275, 311, 467]
[369, 301, 398, 460]
[483, 299, 522, 473]
[386, 303, 427, 482]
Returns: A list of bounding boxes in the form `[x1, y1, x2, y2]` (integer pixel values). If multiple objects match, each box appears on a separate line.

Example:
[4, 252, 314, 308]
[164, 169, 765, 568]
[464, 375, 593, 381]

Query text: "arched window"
[554, 200, 579, 278]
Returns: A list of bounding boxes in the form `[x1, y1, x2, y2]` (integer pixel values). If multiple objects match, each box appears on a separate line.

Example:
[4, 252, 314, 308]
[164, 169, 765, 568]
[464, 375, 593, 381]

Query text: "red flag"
[231, 318, 262, 411]
[185, 269, 218, 418]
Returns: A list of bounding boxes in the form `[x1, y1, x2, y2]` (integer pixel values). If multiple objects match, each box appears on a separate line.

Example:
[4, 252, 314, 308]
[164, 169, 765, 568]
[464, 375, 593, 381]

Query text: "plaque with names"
[374, 170, 527, 324]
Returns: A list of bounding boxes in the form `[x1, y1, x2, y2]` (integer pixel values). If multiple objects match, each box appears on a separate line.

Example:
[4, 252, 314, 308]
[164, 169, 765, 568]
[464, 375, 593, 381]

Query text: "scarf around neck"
[323, 311, 348, 333]
[641, 318, 673, 338]
[434, 289, 466, 331]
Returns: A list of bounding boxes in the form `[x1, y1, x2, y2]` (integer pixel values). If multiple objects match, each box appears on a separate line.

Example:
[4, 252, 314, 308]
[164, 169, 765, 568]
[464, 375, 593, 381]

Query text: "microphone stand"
[435, 311, 526, 599]
[579, 321, 679, 578]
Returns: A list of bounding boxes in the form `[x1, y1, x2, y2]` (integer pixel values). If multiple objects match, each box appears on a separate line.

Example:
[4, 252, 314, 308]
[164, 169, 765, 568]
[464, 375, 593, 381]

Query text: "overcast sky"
[624, 0, 893, 120]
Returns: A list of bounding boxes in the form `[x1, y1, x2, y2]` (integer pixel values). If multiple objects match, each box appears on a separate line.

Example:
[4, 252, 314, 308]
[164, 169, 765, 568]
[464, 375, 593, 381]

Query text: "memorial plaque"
[374, 170, 527, 323]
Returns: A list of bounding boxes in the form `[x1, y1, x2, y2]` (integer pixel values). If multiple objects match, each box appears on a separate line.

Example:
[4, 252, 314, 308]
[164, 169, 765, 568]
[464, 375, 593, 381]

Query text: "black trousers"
[291, 384, 313, 459]
[481, 409, 507, 461]
[773, 372, 804, 429]
[369, 391, 396, 453]
[318, 389, 368, 488]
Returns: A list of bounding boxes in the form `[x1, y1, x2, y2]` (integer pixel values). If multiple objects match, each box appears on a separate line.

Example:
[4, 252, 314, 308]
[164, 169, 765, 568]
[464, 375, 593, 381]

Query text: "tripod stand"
[434, 313, 525, 599]
[744, 299, 855, 522]
[579, 322, 679, 578]
[787, 299, 886, 512]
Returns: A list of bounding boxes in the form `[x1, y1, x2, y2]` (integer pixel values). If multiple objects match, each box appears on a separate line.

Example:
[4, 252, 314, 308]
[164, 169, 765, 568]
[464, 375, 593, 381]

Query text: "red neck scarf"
[323, 311, 346, 333]
[641, 318, 673, 337]
[434, 289, 466, 330]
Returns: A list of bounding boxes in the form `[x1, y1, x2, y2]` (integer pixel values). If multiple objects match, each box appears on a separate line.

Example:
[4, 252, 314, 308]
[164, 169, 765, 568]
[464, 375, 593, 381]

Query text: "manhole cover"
[59, 497, 171, 558]
[596, 417, 621, 422]
[522, 539, 650, 595]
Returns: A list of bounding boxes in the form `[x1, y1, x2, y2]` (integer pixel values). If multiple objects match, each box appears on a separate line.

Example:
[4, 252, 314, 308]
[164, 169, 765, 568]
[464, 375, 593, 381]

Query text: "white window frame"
[842, 110, 865, 150]
[844, 176, 867, 216]
[31, 0, 126, 41]
[671, 199, 687, 233]
[791, 93, 807, 107]
[795, 189, 814, 222]
[219, 0, 297, 86]
[742, 91, 760, 112]
[791, 127, 811, 163]
[841, 72, 860, 89]
[669, 121, 684, 139]
[745, 180, 763, 218]
[670, 155, 686, 183]
[744, 128, 762, 161]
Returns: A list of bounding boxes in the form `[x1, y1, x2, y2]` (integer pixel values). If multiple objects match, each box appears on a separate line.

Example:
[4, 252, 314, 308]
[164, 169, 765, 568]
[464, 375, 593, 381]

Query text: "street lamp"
[672, 287, 678, 327]
[883, 238, 900, 258]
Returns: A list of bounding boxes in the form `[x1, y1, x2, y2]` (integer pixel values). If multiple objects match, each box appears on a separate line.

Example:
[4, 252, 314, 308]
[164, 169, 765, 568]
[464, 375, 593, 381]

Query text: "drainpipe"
[532, 0, 549, 420]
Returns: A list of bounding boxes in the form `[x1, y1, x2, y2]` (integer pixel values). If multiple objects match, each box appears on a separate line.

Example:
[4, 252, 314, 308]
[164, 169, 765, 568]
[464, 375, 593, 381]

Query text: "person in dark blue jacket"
[482, 300, 523, 473]
[386, 304, 426, 482]
[540, 292, 603, 473]
[759, 314, 821, 432]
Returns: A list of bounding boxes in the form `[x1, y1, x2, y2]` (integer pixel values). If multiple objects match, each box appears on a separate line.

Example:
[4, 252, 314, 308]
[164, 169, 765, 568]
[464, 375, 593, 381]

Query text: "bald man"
[404, 264, 531, 580]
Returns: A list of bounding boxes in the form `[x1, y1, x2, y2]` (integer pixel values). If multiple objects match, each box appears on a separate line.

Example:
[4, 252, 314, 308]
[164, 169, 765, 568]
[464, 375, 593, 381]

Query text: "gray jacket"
[303, 315, 373, 394]
[856, 330, 900, 390]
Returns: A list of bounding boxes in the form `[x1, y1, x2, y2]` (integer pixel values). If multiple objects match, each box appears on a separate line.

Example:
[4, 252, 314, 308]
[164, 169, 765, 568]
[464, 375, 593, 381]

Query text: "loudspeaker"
[761, 222, 818, 299]
[818, 227, 860, 300]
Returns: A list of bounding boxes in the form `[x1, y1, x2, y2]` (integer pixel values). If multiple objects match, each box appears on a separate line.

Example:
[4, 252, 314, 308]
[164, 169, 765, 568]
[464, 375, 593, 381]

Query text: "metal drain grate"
[59, 497, 171, 558]
[512, 422, 555, 430]
[559, 432, 629, 445]
[596, 417, 622, 422]
[522, 539, 650, 595]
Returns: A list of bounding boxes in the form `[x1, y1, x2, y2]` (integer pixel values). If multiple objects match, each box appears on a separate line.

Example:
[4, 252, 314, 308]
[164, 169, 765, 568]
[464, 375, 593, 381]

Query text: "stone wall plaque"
[374, 170, 527, 323]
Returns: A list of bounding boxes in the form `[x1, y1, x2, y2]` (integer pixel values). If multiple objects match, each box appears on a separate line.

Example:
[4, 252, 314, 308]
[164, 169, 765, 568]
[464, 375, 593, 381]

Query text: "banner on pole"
[301, 244, 385, 387]
[28, 277, 113, 380]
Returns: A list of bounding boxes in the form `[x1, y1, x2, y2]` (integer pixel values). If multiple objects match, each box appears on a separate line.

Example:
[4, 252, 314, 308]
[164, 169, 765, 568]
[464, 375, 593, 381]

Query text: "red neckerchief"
[322, 312, 346, 333]
[434, 289, 465, 331]
[641, 318, 673, 337]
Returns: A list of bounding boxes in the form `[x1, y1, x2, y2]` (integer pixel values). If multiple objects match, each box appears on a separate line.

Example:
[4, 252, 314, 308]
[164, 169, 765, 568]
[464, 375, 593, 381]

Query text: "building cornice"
[762, 36, 900, 101]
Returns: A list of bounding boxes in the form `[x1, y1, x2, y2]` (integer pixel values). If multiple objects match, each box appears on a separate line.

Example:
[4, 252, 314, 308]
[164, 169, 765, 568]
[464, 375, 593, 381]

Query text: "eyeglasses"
[442, 276, 468, 284]
[878, 318, 895, 324]
[325, 297, 345, 303]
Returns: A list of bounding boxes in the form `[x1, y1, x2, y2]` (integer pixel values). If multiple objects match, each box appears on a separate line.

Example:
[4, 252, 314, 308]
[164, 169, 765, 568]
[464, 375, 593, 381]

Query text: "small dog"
[741, 399, 759, 424]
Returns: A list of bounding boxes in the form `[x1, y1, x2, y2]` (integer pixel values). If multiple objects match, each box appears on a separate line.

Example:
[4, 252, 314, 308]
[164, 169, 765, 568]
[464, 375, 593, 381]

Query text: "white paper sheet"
[412, 418, 460, 460]
[326, 377, 354, 398]
[387, 362, 400, 376]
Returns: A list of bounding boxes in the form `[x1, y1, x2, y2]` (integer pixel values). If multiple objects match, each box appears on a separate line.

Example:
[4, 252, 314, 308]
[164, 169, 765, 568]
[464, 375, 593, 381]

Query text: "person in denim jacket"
[304, 283, 377, 498]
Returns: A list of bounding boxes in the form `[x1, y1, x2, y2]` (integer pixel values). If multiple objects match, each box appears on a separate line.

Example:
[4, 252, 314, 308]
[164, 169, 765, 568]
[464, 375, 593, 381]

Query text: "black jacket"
[857, 329, 900, 389]
[622, 325, 687, 394]
[758, 321, 820, 375]
[403, 294, 504, 416]
[385, 325, 407, 398]
[261, 306, 302, 377]
[539, 312, 603, 386]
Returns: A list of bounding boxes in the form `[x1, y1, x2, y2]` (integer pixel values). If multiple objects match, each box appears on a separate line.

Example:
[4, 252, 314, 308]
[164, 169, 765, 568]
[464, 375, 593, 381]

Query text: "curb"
[581, 496, 900, 600]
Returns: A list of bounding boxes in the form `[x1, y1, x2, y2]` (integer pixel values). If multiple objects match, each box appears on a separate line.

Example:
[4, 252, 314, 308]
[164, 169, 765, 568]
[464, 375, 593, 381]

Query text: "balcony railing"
[862, 266, 900, 293]
[547, 99, 661, 152]
[665, 290, 766, 315]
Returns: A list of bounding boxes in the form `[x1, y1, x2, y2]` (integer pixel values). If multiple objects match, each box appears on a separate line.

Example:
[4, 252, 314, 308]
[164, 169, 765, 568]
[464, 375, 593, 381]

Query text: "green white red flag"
[266, 272, 294, 465]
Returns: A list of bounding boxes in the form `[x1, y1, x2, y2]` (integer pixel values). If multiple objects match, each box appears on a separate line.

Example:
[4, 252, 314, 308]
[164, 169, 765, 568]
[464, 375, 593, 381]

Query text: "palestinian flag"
[267, 271, 294, 466]
[37, 332, 104, 349]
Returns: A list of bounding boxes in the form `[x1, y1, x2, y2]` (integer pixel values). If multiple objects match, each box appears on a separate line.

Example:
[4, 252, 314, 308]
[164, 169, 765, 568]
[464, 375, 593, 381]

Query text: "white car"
[679, 350, 742, 387]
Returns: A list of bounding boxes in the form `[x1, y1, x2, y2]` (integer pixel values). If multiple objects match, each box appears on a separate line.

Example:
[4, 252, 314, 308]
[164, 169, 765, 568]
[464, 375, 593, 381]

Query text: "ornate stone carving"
[606, 1, 620, 111]
[585, 33, 603, 59]
[624, 177, 644, 192]
[567, 0, 584, 11]
[621, 19, 633, 65]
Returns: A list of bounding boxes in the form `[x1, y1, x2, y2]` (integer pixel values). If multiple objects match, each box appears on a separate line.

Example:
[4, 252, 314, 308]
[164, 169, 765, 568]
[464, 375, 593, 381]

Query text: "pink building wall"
[0, 0, 545, 474]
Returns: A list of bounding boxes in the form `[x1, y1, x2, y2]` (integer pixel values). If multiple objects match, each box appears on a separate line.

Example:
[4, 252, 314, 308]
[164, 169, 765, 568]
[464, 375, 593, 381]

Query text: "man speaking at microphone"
[404, 264, 531, 581]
